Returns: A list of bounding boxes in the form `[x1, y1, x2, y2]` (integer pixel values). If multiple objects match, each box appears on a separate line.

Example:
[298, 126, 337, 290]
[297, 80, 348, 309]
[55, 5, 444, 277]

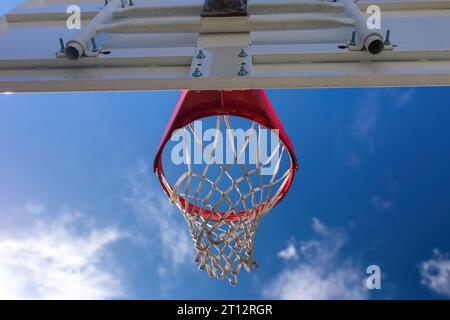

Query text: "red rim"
[153, 90, 298, 222]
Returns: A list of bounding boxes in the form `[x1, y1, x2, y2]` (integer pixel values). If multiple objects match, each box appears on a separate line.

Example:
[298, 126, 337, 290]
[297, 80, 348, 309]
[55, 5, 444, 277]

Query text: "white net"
[161, 115, 294, 285]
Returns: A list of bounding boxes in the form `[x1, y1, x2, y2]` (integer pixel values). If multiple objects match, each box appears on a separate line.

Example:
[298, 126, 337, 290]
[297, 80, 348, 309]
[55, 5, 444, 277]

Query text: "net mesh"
[162, 115, 293, 285]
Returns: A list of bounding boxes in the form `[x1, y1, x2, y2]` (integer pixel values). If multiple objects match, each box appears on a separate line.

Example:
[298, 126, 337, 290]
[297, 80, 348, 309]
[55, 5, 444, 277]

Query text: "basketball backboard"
[1, 0, 450, 92]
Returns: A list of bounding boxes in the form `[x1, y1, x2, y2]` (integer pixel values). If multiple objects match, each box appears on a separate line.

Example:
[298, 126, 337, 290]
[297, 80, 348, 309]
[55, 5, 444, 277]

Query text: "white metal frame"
[1, 0, 450, 92]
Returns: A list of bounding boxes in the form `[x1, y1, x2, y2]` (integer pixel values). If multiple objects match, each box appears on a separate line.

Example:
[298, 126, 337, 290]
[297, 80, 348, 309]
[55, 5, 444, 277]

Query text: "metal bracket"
[345, 29, 394, 52]
[56, 37, 103, 59]
[189, 33, 252, 79]
[201, 0, 248, 17]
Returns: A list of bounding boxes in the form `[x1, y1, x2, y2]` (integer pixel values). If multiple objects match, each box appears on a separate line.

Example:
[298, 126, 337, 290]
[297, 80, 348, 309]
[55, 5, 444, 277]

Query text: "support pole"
[64, 0, 123, 60]
[341, 0, 384, 54]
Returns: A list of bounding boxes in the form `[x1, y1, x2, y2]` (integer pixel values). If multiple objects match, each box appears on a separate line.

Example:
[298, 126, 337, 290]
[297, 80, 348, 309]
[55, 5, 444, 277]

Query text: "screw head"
[238, 66, 248, 76]
[192, 67, 202, 78]
[196, 50, 206, 59]
[238, 49, 248, 58]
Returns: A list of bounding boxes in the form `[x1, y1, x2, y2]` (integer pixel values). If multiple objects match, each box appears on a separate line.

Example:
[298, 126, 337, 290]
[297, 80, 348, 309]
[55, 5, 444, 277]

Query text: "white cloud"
[371, 196, 392, 210]
[352, 95, 378, 153]
[345, 89, 415, 167]
[420, 249, 450, 297]
[124, 160, 192, 273]
[394, 88, 414, 109]
[263, 218, 368, 300]
[0, 208, 125, 300]
[312, 217, 329, 236]
[0, 159, 193, 299]
[278, 242, 298, 261]
[23, 202, 46, 215]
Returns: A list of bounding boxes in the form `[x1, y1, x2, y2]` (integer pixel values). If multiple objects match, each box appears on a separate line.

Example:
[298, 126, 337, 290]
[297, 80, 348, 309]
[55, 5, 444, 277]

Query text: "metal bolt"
[192, 67, 202, 77]
[238, 65, 248, 76]
[384, 30, 391, 45]
[91, 38, 99, 52]
[238, 49, 248, 58]
[129, 0, 134, 6]
[59, 38, 65, 53]
[196, 50, 205, 59]
[349, 31, 356, 46]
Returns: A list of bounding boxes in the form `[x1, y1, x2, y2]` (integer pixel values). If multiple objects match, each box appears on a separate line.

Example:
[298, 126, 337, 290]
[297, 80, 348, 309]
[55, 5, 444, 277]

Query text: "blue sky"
[0, 0, 21, 15]
[1, 1, 450, 300]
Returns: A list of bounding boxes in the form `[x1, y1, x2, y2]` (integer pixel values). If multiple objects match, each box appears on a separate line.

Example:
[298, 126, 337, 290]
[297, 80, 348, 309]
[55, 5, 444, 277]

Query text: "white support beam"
[96, 14, 355, 34]
[1, 0, 450, 92]
[7, 1, 450, 23]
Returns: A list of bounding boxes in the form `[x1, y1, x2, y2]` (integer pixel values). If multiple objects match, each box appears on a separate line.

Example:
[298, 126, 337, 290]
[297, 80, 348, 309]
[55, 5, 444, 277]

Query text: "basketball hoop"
[153, 90, 298, 285]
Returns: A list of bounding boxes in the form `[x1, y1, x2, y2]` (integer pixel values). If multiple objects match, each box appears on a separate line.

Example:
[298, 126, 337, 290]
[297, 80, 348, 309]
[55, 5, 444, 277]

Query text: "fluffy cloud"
[0, 208, 124, 300]
[420, 249, 450, 297]
[278, 242, 298, 261]
[0, 159, 193, 300]
[124, 161, 192, 275]
[264, 218, 368, 300]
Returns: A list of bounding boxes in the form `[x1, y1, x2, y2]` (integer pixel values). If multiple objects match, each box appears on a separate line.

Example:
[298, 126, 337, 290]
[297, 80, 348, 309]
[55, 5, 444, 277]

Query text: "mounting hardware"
[349, 31, 356, 46]
[384, 30, 391, 46]
[192, 67, 202, 77]
[201, 0, 248, 17]
[238, 49, 248, 58]
[196, 50, 206, 59]
[59, 38, 65, 53]
[238, 65, 248, 76]
[91, 38, 99, 52]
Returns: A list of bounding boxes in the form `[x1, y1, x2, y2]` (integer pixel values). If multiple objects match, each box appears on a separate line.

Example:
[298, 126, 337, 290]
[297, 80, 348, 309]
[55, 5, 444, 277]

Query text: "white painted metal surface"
[1, 0, 450, 92]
